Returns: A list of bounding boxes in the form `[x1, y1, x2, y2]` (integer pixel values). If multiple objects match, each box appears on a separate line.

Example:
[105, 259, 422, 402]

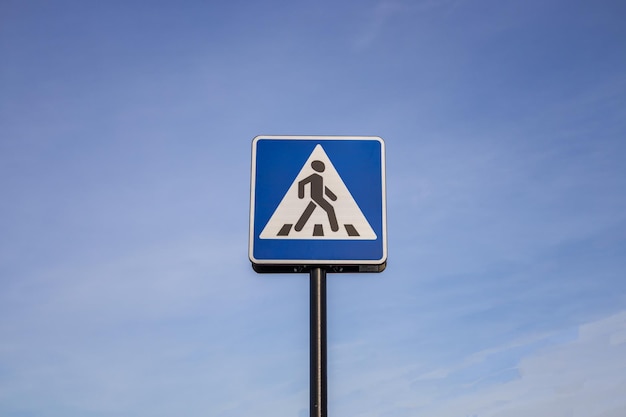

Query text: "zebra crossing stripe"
[344, 224, 360, 236]
[277, 224, 292, 236]
[313, 224, 324, 236]
[277, 223, 361, 237]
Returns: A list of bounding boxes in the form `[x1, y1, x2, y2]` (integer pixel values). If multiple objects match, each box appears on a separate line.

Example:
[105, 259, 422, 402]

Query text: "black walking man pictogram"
[295, 160, 339, 232]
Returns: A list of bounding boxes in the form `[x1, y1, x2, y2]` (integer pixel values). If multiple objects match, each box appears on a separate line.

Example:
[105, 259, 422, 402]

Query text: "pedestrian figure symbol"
[295, 160, 339, 233]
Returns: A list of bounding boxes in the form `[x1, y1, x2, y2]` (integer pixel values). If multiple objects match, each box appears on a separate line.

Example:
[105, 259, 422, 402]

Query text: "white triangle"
[260, 145, 377, 240]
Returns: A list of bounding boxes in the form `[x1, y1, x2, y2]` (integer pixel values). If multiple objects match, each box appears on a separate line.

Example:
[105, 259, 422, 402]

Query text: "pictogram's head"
[311, 160, 325, 172]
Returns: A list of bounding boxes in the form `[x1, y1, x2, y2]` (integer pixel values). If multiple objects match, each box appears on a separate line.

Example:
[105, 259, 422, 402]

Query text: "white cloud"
[353, 0, 466, 50]
[423, 311, 626, 417]
[325, 311, 626, 417]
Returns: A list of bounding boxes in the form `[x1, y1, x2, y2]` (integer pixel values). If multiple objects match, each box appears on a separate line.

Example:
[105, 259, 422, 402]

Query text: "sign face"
[249, 136, 387, 272]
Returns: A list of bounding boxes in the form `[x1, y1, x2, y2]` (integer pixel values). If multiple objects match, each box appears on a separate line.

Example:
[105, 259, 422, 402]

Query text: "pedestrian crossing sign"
[249, 136, 387, 273]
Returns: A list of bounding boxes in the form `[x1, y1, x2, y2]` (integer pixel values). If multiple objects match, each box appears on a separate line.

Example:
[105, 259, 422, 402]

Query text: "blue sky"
[1, 0, 625, 416]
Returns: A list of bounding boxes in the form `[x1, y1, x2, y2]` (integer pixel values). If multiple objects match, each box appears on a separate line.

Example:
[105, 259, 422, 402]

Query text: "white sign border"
[249, 135, 387, 266]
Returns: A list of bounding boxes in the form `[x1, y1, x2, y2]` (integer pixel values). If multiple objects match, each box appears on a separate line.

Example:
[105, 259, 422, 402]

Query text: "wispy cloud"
[325, 311, 626, 417]
[353, 0, 462, 50]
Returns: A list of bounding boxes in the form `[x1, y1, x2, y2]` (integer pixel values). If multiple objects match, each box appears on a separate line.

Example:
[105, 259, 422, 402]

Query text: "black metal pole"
[310, 267, 327, 417]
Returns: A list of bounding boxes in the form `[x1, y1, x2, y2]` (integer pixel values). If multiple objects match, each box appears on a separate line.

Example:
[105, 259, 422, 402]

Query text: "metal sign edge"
[248, 135, 387, 266]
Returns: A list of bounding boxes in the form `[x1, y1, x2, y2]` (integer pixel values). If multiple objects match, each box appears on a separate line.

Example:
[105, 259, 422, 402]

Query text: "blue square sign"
[249, 136, 387, 273]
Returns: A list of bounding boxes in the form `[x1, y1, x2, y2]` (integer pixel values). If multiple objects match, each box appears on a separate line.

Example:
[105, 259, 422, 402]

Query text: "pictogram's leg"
[316, 199, 339, 232]
[295, 202, 317, 231]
